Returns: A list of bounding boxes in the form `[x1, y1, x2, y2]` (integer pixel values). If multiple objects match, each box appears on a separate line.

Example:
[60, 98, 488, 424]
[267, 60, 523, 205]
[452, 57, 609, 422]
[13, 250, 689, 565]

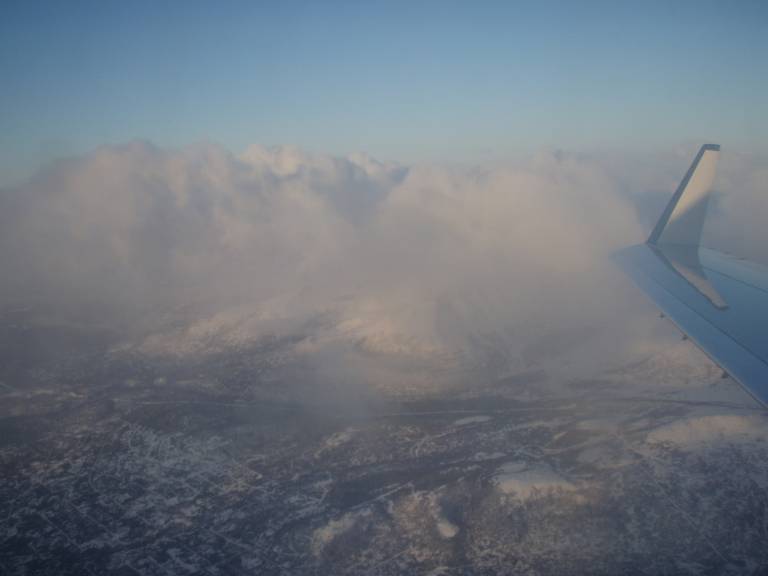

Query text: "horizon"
[2, 0, 767, 186]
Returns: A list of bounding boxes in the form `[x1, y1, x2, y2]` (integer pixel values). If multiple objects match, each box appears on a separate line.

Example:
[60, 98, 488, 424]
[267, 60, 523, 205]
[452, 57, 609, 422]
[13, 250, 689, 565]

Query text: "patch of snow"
[315, 428, 357, 457]
[311, 510, 369, 556]
[453, 415, 491, 426]
[471, 451, 505, 461]
[437, 519, 459, 539]
[324, 428, 355, 449]
[646, 414, 767, 447]
[494, 461, 576, 499]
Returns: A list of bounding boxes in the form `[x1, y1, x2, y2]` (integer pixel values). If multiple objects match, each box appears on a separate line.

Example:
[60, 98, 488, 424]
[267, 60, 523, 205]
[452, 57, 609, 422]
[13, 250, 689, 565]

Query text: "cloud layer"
[2, 142, 760, 391]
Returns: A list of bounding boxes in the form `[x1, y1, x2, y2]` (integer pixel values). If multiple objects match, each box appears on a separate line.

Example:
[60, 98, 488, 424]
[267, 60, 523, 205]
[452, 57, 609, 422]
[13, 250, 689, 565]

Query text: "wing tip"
[647, 143, 721, 246]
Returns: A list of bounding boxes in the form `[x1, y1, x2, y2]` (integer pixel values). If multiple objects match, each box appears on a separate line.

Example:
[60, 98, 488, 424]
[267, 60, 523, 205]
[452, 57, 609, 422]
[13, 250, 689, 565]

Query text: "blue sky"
[1, 0, 766, 185]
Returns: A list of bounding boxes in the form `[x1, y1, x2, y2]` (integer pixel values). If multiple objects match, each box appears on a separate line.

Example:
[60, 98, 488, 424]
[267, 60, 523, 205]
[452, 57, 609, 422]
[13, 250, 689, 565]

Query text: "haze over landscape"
[1, 1, 768, 574]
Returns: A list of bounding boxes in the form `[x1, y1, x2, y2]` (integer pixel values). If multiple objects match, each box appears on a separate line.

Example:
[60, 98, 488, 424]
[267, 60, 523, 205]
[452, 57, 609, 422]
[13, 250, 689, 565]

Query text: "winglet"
[648, 144, 720, 247]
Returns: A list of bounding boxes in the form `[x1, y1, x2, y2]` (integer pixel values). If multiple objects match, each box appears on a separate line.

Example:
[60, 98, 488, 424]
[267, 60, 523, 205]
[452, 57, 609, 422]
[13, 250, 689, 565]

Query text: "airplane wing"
[614, 144, 768, 407]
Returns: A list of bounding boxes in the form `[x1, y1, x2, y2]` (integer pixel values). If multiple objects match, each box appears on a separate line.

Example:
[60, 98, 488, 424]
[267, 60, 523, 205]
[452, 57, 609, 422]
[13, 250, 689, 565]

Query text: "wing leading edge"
[614, 144, 768, 407]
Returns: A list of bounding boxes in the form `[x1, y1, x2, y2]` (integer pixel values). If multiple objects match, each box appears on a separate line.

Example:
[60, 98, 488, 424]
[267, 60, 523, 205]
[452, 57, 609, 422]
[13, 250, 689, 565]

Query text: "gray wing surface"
[614, 144, 768, 407]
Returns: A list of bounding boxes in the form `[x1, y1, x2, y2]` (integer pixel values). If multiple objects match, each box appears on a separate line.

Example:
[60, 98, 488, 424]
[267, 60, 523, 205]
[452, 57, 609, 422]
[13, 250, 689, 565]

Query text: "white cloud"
[4, 141, 761, 391]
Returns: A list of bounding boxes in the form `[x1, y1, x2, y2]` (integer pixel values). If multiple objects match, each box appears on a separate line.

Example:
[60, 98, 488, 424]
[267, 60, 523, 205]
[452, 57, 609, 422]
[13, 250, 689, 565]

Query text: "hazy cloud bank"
[1, 142, 762, 390]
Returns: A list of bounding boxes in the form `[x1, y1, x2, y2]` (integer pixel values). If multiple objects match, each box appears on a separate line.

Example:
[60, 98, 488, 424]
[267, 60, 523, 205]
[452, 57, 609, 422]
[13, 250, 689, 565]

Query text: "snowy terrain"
[2, 308, 768, 575]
